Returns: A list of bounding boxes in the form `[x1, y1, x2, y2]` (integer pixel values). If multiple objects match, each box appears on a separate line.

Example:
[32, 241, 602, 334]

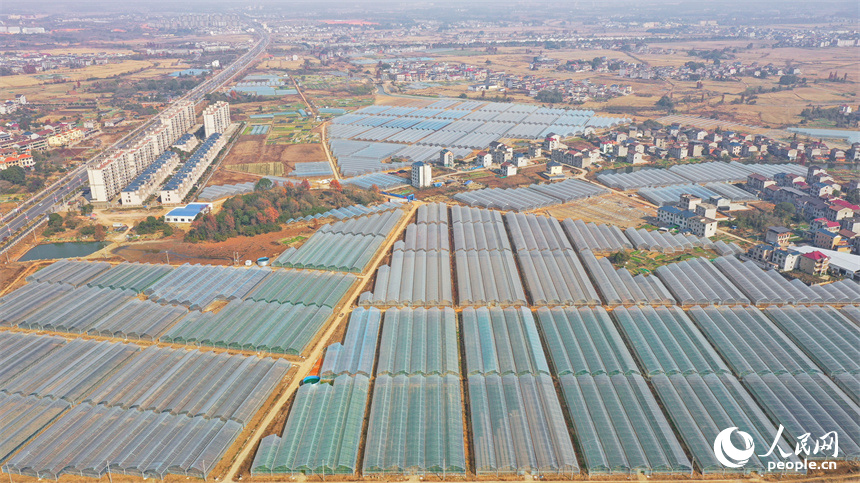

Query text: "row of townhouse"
[160, 133, 226, 205]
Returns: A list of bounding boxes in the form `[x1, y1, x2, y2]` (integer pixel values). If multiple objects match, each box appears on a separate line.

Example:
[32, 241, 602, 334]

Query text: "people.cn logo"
[714, 427, 756, 468]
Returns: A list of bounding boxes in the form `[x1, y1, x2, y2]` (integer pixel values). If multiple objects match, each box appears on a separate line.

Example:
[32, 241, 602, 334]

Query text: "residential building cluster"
[0, 51, 128, 76]
[656, 193, 719, 238]
[160, 133, 227, 204]
[87, 101, 196, 203]
[597, 123, 860, 165]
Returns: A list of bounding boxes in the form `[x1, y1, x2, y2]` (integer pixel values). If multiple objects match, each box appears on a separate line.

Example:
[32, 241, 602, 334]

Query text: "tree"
[536, 89, 564, 104]
[94, 224, 106, 241]
[81, 204, 94, 215]
[656, 95, 675, 112]
[458, 93, 468, 99]
[774, 202, 796, 221]
[0, 166, 25, 185]
[608, 251, 630, 265]
[255, 178, 273, 191]
[330, 179, 343, 191]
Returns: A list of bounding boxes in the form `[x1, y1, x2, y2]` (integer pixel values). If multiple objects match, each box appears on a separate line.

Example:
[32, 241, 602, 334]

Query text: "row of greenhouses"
[363, 374, 466, 475]
[461, 306, 550, 376]
[0, 282, 72, 326]
[274, 210, 402, 273]
[506, 212, 574, 252]
[0, 393, 69, 462]
[399, 222, 450, 251]
[562, 219, 631, 253]
[453, 179, 607, 212]
[468, 373, 580, 475]
[713, 256, 828, 305]
[651, 373, 798, 474]
[4, 402, 242, 480]
[517, 249, 601, 305]
[27, 259, 111, 287]
[455, 249, 527, 305]
[320, 307, 380, 380]
[625, 227, 713, 253]
[375, 307, 459, 376]
[144, 264, 270, 309]
[245, 269, 356, 308]
[579, 250, 676, 306]
[12, 286, 135, 332]
[83, 345, 290, 425]
[86, 262, 175, 292]
[363, 250, 453, 306]
[685, 306, 860, 459]
[655, 257, 751, 305]
[0, 338, 139, 404]
[559, 373, 693, 475]
[452, 217, 512, 251]
[162, 299, 333, 355]
[76, 298, 188, 341]
[0, 333, 65, 387]
[251, 374, 370, 475]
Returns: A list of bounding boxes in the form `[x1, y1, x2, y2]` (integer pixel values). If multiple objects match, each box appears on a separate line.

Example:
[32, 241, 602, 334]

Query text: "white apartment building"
[411, 161, 432, 188]
[87, 101, 195, 202]
[203, 101, 231, 138]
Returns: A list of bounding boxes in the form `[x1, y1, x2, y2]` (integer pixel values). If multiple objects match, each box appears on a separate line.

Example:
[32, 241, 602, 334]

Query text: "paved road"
[0, 28, 269, 254]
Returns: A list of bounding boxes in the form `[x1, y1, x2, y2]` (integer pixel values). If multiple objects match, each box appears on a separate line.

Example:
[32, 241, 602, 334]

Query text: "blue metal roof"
[166, 203, 210, 218]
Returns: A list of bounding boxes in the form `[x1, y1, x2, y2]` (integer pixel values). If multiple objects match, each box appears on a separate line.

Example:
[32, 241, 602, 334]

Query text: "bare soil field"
[208, 167, 267, 186]
[224, 137, 327, 172]
[545, 194, 655, 228]
[110, 221, 322, 265]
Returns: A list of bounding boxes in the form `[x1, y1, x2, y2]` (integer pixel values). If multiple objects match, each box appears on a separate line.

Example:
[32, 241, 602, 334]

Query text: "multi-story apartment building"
[120, 151, 181, 206]
[87, 101, 195, 202]
[203, 101, 231, 138]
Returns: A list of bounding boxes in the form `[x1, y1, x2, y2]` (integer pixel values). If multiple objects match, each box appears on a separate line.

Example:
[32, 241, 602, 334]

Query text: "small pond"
[18, 241, 109, 261]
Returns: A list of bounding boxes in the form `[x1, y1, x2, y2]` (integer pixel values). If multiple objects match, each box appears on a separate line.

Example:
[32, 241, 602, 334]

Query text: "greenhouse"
[26, 260, 111, 287]
[320, 307, 380, 379]
[376, 307, 459, 376]
[85, 262, 174, 292]
[468, 373, 579, 475]
[650, 373, 798, 474]
[611, 306, 731, 376]
[400, 222, 450, 251]
[0, 333, 65, 387]
[82, 298, 188, 340]
[516, 249, 601, 305]
[144, 264, 270, 310]
[363, 374, 466, 475]
[461, 306, 550, 376]
[596, 169, 688, 190]
[0, 393, 70, 463]
[742, 372, 860, 459]
[655, 257, 749, 305]
[534, 306, 640, 377]
[162, 299, 332, 355]
[452, 217, 511, 251]
[273, 210, 402, 273]
[83, 345, 290, 425]
[4, 403, 242, 480]
[505, 212, 574, 252]
[340, 172, 408, 190]
[713, 240, 744, 256]
[455, 249, 527, 305]
[624, 227, 712, 253]
[250, 374, 370, 475]
[562, 219, 631, 253]
[687, 306, 823, 377]
[366, 249, 453, 306]
[0, 282, 72, 326]
[559, 374, 692, 475]
[579, 250, 676, 306]
[668, 162, 757, 183]
[763, 306, 859, 377]
[245, 269, 356, 308]
[13, 286, 136, 332]
[0, 338, 139, 403]
[712, 256, 825, 305]
[454, 180, 607, 212]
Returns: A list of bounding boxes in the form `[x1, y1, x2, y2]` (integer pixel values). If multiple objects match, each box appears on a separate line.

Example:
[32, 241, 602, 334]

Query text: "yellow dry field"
[257, 58, 305, 70]
[0, 59, 154, 88]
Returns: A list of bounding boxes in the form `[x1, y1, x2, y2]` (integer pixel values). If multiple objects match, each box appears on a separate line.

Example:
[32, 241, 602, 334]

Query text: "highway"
[0, 27, 269, 255]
